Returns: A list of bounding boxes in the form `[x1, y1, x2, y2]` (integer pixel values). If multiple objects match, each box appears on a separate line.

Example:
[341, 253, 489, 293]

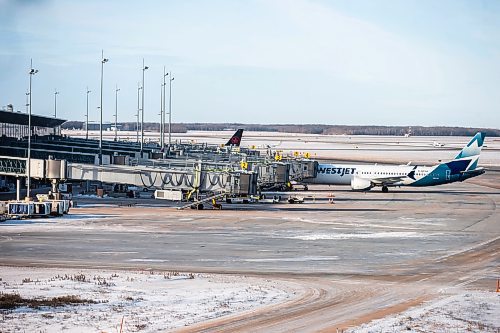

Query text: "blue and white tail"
[452, 132, 486, 171]
[454, 132, 485, 160]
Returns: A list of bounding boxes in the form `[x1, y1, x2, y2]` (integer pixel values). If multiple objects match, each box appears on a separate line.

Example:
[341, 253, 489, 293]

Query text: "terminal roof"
[0, 110, 66, 128]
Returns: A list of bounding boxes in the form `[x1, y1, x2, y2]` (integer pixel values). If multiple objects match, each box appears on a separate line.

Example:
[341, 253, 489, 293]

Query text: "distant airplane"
[433, 141, 445, 147]
[306, 132, 486, 192]
[266, 141, 282, 149]
[225, 129, 244, 147]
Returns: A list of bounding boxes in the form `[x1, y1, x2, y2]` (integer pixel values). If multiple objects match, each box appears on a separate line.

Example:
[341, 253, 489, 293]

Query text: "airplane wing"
[369, 175, 408, 186]
[365, 166, 417, 186]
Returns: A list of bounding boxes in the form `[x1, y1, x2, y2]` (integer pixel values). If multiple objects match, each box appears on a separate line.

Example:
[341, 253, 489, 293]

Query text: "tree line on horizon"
[61, 121, 500, 137]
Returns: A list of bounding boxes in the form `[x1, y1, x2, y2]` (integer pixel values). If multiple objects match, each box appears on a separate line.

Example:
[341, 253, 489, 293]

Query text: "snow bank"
[0, 266, 291, 333]
[347, 291, 500, 333]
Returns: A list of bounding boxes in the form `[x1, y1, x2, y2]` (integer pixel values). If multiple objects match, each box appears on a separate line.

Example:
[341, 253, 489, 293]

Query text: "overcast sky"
[1, 0, 499, 128]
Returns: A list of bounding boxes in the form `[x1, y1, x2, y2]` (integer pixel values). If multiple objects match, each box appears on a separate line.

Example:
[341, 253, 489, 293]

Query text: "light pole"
[159, 81, 163, 150]
[53, 89, 59, 135]
[168, 71, 174, 148]
[27, 59, 38, 200]
[161, 67, 169, 151]
[85, 87, 91, 140]
[140, 59, 149, 155]
[25, 91, 29, 113]
[99, 50, 109, 165]
[136, 83, 141, 144]
[114, 85, 120, 141]
[54, 89, 59, 118]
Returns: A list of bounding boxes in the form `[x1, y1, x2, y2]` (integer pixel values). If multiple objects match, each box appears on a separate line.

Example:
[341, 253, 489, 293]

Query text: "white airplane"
[433, 141, 445, 147]
[305, 133, 486, 192]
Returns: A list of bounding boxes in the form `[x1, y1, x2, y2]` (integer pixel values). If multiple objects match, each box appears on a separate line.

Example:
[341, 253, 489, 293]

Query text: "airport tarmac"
[2, 183, 499, 274]
[3, 132, 500, 332]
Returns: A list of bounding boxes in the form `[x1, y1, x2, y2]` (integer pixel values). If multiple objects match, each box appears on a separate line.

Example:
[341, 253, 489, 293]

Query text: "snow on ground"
[347, 290, 500, 333]
[0, 266, 291, 333]
[287, 232, 428, 241]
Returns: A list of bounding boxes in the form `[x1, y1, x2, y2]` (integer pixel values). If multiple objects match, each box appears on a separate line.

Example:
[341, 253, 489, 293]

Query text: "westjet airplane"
[306, 132, 486, 192]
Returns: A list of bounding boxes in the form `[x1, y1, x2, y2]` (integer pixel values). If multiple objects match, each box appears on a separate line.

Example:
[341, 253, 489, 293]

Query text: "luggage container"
[225, 197, 254, 204]
[49, 200, 65, 216]
[34, 196, 71, 216]
[0, 201, 7, 215]
[7, 202, 34, 217]
[154, 190, 183, 201]
[32, 202, 51, 217]
[60, 199, 71, 214]
[258, 194, 282, 204]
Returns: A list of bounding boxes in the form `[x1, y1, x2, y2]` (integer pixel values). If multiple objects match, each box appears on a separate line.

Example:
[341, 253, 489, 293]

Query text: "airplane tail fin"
[450, 132, 486, 171]
[225, 129, 244, 146]
[454, 132, 486, 160]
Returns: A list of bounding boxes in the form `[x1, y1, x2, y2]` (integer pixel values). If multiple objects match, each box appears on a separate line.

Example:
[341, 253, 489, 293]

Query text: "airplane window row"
[358, 171, 428, 176]
[359, 172, 405, 176]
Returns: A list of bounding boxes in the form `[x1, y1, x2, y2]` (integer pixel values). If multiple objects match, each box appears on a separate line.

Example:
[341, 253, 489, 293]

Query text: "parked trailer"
[225, 197, 255, 204]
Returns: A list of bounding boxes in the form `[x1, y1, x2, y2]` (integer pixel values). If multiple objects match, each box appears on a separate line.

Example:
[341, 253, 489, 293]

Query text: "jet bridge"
[0, 156, 27, 177]
[0, 155, 258, 198]
[248, 158, 318, 191]
[66, 161, 256, 195]
[150, 149, 319, 192]
[0, 155, 66, 179]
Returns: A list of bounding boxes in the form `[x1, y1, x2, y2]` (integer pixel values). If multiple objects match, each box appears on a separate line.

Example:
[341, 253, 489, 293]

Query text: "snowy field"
[0, 266, 291, 332]
[347, 290, 500, 333]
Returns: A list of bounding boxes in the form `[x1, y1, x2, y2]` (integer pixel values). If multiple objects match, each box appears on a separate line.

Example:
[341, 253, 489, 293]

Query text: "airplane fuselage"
[305, 133, 485, 191]
[307, 162, 483, 189]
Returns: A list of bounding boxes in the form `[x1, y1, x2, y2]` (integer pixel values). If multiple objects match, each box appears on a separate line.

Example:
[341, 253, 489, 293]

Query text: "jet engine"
[351, 176, 373, 191]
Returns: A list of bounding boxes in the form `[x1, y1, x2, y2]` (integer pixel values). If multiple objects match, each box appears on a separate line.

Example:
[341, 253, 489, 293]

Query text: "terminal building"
[0, 106, 65, 138]
[0, 105, 159, 198]
[0, 105, 315, 206]
[0, 106, 154, 165]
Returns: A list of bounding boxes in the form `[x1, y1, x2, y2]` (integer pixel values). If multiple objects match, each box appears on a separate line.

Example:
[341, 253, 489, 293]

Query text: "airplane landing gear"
[382, 186, 389, 193]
